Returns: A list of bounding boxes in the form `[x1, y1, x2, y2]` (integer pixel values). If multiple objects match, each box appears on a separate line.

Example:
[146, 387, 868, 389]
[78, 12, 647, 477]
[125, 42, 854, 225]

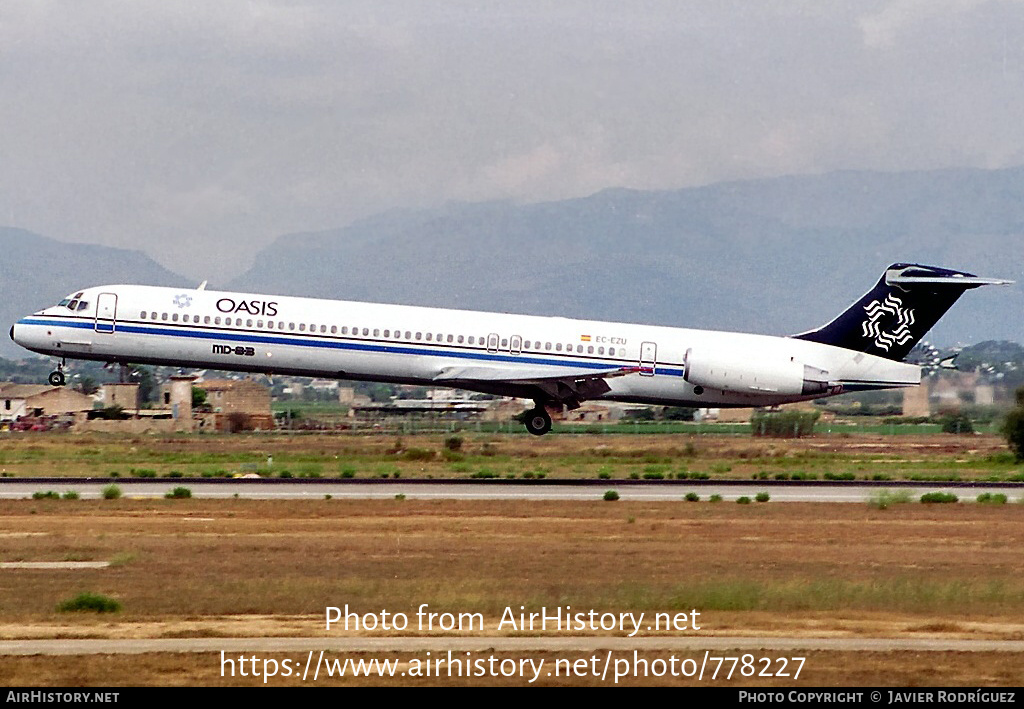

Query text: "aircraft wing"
[432, 364, 641, 407]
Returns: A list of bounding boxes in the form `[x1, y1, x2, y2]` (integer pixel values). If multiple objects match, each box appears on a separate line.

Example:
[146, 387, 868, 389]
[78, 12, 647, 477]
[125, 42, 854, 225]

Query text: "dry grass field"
[1, 493, 1023, 685]
[0, 430, 1022, 685]
[0, 430, 1018, 481]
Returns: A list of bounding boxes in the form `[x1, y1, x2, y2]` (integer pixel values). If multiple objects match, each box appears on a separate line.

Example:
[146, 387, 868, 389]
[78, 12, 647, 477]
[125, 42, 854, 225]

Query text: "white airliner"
[9, 263, 1010, 435]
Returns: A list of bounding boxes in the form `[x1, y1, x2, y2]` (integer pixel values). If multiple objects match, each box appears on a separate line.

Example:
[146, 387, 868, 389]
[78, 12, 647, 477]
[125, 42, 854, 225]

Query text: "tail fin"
[793, 263, 1011, 361]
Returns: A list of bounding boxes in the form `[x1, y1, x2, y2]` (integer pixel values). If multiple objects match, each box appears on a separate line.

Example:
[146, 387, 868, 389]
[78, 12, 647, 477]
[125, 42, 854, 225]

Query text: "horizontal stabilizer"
[794, 263, 1011, 362]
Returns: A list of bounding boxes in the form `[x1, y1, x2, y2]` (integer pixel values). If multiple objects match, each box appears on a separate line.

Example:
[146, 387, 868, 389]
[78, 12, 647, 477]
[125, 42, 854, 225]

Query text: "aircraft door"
[639, 341, 657, 376]
[510, 335, 522, 355]
[95, 293, 117, 334]
[487, 333, 499, 353]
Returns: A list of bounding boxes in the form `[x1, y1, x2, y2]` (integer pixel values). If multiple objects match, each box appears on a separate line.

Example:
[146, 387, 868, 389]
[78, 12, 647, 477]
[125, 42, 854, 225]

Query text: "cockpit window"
[58, 292, 86, 311]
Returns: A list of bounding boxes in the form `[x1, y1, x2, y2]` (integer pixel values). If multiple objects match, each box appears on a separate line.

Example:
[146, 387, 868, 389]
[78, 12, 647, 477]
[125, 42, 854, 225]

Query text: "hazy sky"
[2, 0, 1023, 280]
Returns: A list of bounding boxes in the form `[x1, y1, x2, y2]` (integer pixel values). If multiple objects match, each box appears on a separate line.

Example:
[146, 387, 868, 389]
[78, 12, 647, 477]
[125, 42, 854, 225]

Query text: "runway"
[0, 479, 1021, 502]
[2, 479, 1023, 502]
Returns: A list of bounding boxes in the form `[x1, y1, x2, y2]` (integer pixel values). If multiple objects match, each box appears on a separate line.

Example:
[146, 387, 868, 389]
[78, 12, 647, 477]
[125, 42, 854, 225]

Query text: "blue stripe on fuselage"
[18, 316, 686, 376]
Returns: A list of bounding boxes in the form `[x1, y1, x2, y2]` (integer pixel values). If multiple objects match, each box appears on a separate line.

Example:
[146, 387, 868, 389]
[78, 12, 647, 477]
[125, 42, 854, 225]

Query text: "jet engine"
[683, 349, 833, 396]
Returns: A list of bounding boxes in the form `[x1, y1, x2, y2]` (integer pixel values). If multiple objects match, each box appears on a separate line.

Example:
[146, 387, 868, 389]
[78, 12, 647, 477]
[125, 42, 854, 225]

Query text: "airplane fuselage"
[10, 284, 920, 413]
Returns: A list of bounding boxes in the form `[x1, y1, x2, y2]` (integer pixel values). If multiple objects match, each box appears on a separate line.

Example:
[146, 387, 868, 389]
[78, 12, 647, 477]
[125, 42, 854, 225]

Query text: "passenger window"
[609, 347, 615, 356]
[426, 333, 433, 341]
[373, 329, 379, 337]
[362, 328, 368, 336]
[545, 342, 552, 350]
[405, 331, 411, 339]
[447, 335, 453, 343]
[556, 343, 562, 351]
[457, 335, 464, 344]
[247, 319, 253, 327]
[415, 332, 422, 340]
[267, 321, 273, 329]
[140, 312, 147, 319]
[299, 323, 306, 331]
[331, 326, 337, 334]
[598, 346, 604, 355]
[384, 330, 390, 338]
[289, 322, 296, 331]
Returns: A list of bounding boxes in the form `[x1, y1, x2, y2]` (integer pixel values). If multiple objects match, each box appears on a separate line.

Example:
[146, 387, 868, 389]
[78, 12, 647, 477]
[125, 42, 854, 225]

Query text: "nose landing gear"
[48, 359, 66, 387]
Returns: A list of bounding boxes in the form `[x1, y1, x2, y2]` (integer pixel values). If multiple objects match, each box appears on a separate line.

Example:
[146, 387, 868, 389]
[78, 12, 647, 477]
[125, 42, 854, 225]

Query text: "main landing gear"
[524, 405, 552, 436]
[48, 359, 66, 387]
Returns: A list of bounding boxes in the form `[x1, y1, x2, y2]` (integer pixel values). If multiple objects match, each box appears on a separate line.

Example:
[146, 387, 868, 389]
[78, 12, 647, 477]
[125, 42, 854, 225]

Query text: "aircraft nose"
[8, 325, 13, 342]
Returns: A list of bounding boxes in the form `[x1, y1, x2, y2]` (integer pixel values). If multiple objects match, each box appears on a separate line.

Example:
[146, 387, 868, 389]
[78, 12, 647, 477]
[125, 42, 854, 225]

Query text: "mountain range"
[2, 166, 1022, 359]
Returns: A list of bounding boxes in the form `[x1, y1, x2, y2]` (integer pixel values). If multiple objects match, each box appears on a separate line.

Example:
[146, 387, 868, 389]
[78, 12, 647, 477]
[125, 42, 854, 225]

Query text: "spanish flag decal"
[580, 335, 591, 342]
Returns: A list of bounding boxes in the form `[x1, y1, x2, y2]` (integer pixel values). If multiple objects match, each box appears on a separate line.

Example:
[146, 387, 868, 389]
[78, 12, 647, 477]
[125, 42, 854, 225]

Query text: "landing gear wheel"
[48, 370, 66, 387]
[524, 407, 552, 436]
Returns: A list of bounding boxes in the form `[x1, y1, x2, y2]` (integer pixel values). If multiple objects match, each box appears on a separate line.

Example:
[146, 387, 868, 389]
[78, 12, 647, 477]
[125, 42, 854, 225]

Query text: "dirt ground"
[1, 497, 1023, 685]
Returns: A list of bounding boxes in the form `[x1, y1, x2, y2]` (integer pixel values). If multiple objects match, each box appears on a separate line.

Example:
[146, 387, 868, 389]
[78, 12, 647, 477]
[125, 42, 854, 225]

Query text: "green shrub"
[443, 435, 463, 452]
[868, 489, 912, 509]
[642, 472, 665, 480]
[976, 493, 1008, 505]
[1003, 388, 1024, 461]
[684, 492, 700, 502]
[736, 496, 752, 504]
[940, 412, 974, 435]
[402, 447, 435, 461]
[920, 492, 959, 504]
[709, 494, 723, 503]
[751, 410, 820, 438]
[164, 487, 192, 499]
[441, 449, 464, 462]
[129, 468, 157, 478]
[597, 471, 611, 480]
[32, 491, 59, 500]
[339, 468, 356, 479]
[755, 492, 770, 502]
[62, 491, 80, 500]
[101, 484, 122, 500]
[57, 592, 121, 613]
[394, 494, 406, 501]
[603, 490, 620, 502]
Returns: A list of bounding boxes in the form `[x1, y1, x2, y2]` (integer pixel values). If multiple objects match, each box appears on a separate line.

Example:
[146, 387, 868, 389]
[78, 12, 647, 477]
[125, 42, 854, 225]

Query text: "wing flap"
[433, 363, 640, 408]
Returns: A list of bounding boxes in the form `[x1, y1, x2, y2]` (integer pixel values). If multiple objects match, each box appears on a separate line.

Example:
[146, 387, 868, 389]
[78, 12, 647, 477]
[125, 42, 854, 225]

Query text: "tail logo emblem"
[861, 294, 915, 351]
